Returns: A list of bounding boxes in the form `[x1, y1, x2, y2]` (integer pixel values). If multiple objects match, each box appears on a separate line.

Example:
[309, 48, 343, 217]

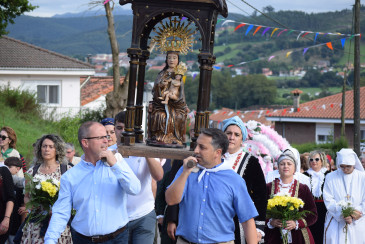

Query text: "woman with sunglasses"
[323, 148, 365, 243]
[0, 127, 26, 178]
[303, 150, 330, 244]
[20, 134, 72, 244]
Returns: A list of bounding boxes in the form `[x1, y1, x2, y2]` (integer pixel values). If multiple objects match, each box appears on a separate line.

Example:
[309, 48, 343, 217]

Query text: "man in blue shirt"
[45, 121, 141, 244]
[166, 128, 258, 244]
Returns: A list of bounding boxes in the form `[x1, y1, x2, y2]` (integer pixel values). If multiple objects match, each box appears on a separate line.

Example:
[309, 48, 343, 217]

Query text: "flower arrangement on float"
[267, 193, 312, 244]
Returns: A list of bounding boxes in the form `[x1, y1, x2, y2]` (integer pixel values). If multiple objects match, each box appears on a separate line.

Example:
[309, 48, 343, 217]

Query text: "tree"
[0, 0, 36, 36]
[89, 0, 128, 117]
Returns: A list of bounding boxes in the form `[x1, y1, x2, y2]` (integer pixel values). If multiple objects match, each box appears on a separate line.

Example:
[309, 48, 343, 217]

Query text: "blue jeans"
[128, 210, 156, 244]
[71, 226, 129, 244]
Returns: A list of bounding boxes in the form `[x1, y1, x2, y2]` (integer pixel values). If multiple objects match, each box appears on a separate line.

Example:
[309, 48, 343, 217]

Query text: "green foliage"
[0, 84, 41, 118]
[0, 0, 36, 36]
[80, 108, 105, 124]
[54, 116, 81, 152]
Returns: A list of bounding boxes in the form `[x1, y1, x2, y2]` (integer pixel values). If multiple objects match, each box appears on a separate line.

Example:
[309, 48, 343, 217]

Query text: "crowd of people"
[0, 114, 364, 244]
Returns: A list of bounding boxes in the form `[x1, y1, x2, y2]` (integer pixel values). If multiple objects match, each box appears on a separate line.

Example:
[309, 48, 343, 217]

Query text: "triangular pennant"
[262, 27, 271, 36]
[314, 33, 319, 43]
[326, 42, 333, 50]
[268, 56, 275, 61]
[183, 76, 186, 84]
[181, 17, 187, 21]
[217, 19, 224, 24]
[234, 23, 246, 32]
[227, 65, 234, 67]
[277, 29, 287, 37]
[270, 28, 279, 37]
[253, 26, 262, 36]
[286, 51, 293, 58]
[238, 61, 247, 65]
[213, 66, 221, 70]
[303, 48, 309, 55]
[349, 35, 355, 41]
[322, 104, 326, 110]
[297, 108, 301, 112]
[341, 38, 346, 48]
[297, 31, 305, 40]
[330, 103, 334, 108]
[245, 25, 254, 35]
[103, 0, 110, 4]
[221, 20, 235, 26]
[301, 32, 311, 38]
[287, 30, 295, 35]
[237, 111, 240, 114]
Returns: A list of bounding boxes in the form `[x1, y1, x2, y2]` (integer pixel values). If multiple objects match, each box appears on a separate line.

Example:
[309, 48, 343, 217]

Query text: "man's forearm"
[165, 171, 189, 205]
[146, 158, 164, 181]
[241, 218, 257, 244]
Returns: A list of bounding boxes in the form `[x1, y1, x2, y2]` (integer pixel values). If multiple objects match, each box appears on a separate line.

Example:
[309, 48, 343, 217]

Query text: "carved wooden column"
[123, 47, 141, 145]
[190, 52, 215, 150]
[134, 49, 150, 143]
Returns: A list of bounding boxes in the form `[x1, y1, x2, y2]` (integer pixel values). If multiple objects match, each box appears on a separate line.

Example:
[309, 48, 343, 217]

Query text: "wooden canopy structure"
[119, 0, 228, 153]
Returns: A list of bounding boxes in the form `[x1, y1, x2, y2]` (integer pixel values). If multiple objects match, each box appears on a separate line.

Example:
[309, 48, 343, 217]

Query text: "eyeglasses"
[309, 158, 320, 162]
[0, 135, 9, 140]
[83, 135, 110, 140]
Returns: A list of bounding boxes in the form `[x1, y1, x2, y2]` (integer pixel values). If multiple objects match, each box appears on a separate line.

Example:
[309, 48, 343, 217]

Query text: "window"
[37, 85, 59, 104]
[316, 123, 333, 144]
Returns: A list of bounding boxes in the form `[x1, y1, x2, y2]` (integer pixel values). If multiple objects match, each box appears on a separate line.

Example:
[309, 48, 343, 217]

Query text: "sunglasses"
[309, 158, 320, 162]
[0, 135, 9, 140]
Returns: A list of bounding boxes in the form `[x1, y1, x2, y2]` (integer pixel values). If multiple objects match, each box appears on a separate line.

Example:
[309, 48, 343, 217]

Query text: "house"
[0, 36, 95, 119]
[209, 107, 274, 129]
[266, 87, 365, 147]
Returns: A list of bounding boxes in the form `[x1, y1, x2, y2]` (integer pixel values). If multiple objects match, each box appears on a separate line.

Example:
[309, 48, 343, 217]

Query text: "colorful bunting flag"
[253, 26, 262, 36]
[262, 27, 271, 36]
[270, 28, 279, 37]
[314, 33, 319, 43]
[245, 25, 254, 35]
[103, 0, 110, 4]
[277, 29, 287, 37]
[286, 51, 292, 58]
[303, 48, 309, 55]
[268, 56, 275, 61]
[234, 23, 246, 32]
[341, 38, 346, 48]
[326, 42, 333, 50]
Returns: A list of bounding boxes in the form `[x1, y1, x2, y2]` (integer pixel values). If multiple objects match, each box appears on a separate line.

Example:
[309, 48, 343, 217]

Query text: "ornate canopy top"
[119, 0, 228, 17]
[151, 17, 195, 54]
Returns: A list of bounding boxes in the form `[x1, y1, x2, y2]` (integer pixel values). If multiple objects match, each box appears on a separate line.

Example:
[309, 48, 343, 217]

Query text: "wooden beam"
[118, 144, 194, 159]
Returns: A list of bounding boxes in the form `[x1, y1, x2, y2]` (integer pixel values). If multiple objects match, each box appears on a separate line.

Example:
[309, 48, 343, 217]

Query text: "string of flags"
[212, 35, 356, 70]
[217, 19, 360, 40]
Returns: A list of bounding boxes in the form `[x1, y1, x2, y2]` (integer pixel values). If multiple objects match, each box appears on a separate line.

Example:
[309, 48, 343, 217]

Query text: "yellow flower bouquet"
[24, 173, 61, 224]
[267, 193, 312, 244]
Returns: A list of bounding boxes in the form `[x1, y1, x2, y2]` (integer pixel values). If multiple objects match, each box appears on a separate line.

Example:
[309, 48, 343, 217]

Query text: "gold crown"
[151, 17, 195, 54]
[174, 62, 187, 76]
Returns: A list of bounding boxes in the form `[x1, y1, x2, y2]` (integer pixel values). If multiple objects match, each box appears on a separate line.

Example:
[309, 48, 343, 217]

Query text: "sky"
[26, 0, 356, 18]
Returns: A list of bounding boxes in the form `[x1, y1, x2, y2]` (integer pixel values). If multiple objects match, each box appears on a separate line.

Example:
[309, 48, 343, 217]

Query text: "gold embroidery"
[301, 218, 308, 227]
[294, 179, 299, 198]
[301, 228, 310, 244]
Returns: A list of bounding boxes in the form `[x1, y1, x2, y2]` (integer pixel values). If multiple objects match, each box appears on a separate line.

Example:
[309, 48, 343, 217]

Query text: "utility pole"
[353, 0, 361, 155]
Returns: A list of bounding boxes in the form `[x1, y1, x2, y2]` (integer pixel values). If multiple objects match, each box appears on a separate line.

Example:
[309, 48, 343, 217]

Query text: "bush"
[80, 108, 105, 123]
[0, 84, 41, 117]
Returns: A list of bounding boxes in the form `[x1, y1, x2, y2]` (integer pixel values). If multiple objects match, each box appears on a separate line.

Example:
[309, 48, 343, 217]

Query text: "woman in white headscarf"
[323, 148, 365, 244]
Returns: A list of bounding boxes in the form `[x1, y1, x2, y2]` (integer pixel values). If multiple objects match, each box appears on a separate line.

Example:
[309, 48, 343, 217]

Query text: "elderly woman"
[0, 166, 15, 244]
[323, 148, 365, 243]
[303, 150, 330, 244]
[0, 127, 24, 178]
[21, 134, 72, 244]
[265, 148, 318, 244]
[222, 116, 267, 243]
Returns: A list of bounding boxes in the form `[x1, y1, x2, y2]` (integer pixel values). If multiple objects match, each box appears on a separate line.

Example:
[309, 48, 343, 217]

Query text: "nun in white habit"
[323, 148, 365, 244]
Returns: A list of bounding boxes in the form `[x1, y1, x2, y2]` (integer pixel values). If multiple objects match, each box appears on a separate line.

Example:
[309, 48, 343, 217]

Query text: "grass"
[337, 41, 365, 65]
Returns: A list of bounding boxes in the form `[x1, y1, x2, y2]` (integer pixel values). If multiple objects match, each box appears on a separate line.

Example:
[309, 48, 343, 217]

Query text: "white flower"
[275, 192, 291, 197]
[35, 184, 41, 190]
[52, 179, 60, 186]
[246, 120, 258, 131]
[338, 200, 352, 208]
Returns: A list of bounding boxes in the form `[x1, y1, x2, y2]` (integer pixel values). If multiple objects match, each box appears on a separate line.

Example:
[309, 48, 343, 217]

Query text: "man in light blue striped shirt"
[45, 121, 141, 244]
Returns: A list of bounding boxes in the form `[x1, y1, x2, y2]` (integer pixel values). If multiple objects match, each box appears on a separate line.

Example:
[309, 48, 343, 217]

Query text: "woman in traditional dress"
[265, 148, 317, 244]
[149, 51, 188, 146]
[21, 134, 72, 244]
[303, 150, 330, 244]
[323, 148, 365, 244]
[222, 116, 267, 243]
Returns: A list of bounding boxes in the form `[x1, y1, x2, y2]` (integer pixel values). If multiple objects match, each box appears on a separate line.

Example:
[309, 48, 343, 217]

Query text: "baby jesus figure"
[159, 62, 187, 105]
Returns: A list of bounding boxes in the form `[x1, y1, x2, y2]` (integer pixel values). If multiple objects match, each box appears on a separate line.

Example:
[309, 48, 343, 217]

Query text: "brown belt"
[179, 236, 198, 244]
[74, 226, 126, 243]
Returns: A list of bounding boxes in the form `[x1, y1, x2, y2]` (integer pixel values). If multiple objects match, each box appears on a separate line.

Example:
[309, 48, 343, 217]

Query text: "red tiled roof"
[0, 36, 94, 69]
[80, 76, 125, 106]
[210, 107, 273, 126]
[267, 87, 365, 119]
